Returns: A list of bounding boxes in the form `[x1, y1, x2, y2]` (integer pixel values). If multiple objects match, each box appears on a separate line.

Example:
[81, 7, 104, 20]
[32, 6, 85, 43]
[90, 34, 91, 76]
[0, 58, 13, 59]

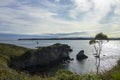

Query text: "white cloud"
[0, 0, 120, 37]
[70, 0, 115, 22]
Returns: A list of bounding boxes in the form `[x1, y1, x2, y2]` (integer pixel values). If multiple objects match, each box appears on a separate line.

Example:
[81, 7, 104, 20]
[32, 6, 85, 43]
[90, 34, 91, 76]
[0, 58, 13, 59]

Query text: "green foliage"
[95, 32, 109, 41]
[89, 32, 109, 45]
[0, 43, 28, 63]
[89, 39, 96, 45]
[99, 59, 120, 80]
[0, 67, 53, 80]
[89, 32, 109, 56]
[55, 69, 101, 80]
[112, 71, 120, 80]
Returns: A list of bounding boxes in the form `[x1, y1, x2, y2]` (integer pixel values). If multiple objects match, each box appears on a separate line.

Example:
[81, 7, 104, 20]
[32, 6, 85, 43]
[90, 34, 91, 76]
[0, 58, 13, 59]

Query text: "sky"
[0, 0, 120, 37]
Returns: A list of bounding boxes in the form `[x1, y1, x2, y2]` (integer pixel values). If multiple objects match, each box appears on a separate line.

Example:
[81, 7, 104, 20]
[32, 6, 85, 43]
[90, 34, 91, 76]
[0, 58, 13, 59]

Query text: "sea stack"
[76, 50, 88, 60]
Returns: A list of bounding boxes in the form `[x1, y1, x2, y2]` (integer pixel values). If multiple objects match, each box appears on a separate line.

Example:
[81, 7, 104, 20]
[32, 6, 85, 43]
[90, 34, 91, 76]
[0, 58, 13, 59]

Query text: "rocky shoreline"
[9, 43, 73, 73]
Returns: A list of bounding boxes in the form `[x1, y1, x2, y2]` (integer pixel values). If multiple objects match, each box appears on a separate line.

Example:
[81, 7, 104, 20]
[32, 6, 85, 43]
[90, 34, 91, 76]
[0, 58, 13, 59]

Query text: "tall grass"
[99, 60, 120, 80]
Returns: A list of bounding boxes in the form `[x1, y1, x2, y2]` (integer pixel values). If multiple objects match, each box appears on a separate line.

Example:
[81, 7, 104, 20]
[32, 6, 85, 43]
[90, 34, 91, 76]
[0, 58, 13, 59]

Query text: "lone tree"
[89, 32, 109, 57]
[89, 32, 109, 74]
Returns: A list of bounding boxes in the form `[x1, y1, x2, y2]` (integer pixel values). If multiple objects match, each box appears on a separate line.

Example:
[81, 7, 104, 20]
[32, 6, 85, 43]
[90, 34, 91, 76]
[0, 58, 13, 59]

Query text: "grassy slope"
[0, 43, 27, 61]
[0, 43, 120, 80]
[99, 60, 120, 80]
[0, 43, 51, 80]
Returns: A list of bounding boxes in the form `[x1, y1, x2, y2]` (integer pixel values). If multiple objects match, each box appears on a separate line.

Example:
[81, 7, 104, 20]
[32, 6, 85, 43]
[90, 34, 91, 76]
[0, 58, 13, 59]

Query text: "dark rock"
[9, 43, 73, 73]
[76, 50, 88, 60]
[94, 55, 100, 58]
[70, 58, 74, 61]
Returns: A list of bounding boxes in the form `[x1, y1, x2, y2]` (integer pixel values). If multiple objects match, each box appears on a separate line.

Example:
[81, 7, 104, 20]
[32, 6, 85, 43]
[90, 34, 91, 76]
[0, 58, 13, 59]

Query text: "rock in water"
[9, 43, 73, 73]
[76, 50, 88, 60]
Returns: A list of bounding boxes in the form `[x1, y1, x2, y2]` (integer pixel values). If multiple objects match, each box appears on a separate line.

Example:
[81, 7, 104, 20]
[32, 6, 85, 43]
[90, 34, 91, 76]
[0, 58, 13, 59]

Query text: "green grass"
[99, 60, 120, 80]
[0, 43, 54, 80]
[0, 43, 28, 63]
[0, 43, 120, 80]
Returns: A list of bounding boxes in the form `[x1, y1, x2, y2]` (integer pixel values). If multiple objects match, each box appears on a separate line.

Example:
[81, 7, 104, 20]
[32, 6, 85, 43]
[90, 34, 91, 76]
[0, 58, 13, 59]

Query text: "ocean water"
[0, 39, 120, 74]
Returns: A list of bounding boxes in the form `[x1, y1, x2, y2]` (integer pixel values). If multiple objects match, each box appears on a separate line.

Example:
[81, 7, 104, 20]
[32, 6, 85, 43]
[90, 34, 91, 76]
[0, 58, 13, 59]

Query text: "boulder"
[76, 50, 88, 60]
[9, 43, 73, 73]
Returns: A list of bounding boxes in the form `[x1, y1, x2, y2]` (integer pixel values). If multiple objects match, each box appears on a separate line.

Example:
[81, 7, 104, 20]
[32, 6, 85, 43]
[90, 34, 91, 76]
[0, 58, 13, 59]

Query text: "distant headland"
[18, 37, 120, 40]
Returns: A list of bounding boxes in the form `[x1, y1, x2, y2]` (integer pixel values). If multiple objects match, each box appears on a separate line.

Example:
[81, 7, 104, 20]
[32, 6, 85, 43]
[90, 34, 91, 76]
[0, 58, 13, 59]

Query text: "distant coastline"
[18, 37, 120, 40]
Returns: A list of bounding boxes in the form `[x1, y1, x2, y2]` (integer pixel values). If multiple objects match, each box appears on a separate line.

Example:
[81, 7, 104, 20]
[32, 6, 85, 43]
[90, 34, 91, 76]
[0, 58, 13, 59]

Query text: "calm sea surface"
[0, 39, 120, 74]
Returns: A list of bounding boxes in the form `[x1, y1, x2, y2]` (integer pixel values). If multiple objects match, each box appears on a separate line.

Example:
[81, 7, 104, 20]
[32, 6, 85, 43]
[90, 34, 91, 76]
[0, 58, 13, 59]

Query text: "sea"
[0, 39, 120, 74]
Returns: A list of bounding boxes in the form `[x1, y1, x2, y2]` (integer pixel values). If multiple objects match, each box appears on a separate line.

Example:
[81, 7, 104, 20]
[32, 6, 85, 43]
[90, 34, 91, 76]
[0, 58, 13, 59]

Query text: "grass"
[0, 43, 53, 80]
[0, 43, 28, 63]
[0, 43, 120, 80]
[99, 60, 120, 80]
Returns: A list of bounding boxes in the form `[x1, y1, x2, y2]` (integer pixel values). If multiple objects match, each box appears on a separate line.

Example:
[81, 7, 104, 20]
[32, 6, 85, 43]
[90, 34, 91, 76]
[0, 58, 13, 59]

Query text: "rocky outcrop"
[9, 43, 73, 73]
[76, 50, 88, 60]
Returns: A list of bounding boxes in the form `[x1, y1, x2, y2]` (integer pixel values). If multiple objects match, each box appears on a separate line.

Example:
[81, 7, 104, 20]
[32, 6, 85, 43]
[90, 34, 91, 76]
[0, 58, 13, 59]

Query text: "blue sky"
[0, 0, 120, 37]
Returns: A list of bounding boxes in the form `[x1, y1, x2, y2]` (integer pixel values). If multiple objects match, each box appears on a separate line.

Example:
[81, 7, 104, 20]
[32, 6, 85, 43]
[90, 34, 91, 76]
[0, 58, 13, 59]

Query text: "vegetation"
[99, 60, 120, 80]
[89, 32, 109, 57]
[0, 43, 120, 80]
[0, 43, 51, 80]
[0, 43, 28, 66]
[89, 33, 109, 74]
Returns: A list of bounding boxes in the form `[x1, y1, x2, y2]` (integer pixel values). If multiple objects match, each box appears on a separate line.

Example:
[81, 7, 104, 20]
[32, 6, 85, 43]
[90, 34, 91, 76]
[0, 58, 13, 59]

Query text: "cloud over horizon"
[0, 0, 120, 37]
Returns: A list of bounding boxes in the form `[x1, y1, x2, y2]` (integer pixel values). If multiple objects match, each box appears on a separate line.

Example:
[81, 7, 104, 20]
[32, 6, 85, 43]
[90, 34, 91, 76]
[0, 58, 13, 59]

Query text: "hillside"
[0, 43, 120, 80]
